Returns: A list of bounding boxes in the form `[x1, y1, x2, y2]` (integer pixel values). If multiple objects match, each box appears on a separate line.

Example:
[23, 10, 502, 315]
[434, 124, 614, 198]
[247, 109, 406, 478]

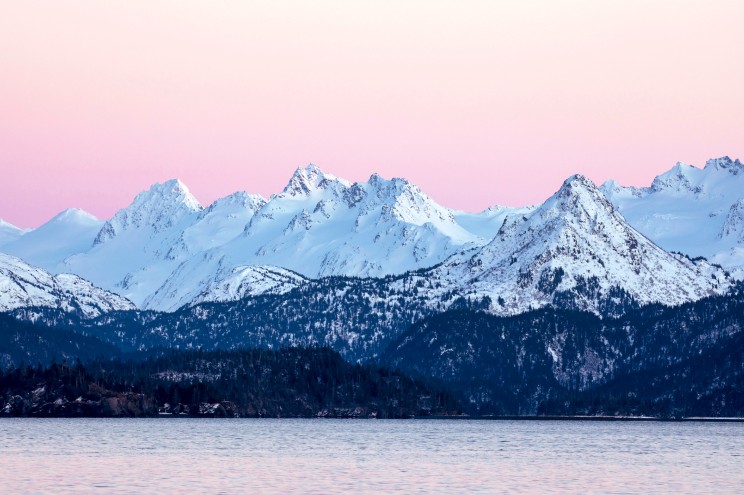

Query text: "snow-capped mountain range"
[1, 157, 742, 315]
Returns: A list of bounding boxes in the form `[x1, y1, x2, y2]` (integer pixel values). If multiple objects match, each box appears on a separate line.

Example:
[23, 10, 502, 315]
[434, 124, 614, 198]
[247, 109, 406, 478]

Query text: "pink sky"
[1, 1, 743, 228]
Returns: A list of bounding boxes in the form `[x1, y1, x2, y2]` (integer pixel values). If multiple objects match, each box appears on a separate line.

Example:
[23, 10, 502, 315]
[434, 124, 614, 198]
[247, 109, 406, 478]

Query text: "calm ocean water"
[0, 418, 742, 494]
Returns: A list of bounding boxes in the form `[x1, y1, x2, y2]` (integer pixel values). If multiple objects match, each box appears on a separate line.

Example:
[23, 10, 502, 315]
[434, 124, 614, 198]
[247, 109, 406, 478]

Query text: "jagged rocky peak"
[647, 156, 743, 193]
[365, 173, 456, 225]
[481, 205, 509, 216]
[495, 175, 610, 241]
[123, 179, 202, 215]
[282, 164, 350, 197]
[462, 170, 731, 314]
[141, 179, 202, 211]
[541, 174, 616, 220]
[650, 161, 701, 192]
[705, 156, 743, 173]
[94, 179, 203, 244]
[598, 178, 624, 198]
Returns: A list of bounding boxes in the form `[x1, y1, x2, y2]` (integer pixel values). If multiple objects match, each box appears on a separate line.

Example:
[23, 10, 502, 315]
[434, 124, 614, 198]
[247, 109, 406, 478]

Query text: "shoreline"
[425, 415, 744, 422]
[2, 415, 743, 422]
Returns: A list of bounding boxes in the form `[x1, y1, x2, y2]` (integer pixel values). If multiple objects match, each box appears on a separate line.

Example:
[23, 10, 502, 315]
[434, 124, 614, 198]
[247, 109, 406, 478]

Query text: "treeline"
[0, 347, 461, 418]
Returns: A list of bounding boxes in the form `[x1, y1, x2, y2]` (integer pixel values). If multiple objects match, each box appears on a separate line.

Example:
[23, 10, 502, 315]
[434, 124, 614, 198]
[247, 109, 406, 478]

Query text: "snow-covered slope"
[427, 175, 728, 315]
[1, 208, 103, 271]
[60, 179, 204, 307]
[0, 253, 135, 317]
[0, 219, 26, 247]
[453, 205, 536, 240]
[181, 191, 266, 253]
[224, 166, 482, 276]
[601, 156, 744, 278]
[189, 265, 307, 306]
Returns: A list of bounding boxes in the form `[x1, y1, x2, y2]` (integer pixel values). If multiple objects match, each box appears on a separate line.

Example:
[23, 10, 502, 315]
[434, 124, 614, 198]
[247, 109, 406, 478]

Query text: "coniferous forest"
[0, 348, 460, 418]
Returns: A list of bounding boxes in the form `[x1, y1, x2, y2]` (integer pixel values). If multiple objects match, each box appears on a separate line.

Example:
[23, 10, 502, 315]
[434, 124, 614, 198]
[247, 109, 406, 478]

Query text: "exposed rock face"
[721, 199, 744, 241]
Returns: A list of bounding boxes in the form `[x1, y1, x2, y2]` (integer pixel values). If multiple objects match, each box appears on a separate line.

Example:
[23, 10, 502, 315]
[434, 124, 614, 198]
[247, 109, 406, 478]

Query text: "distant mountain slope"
[1, 209, 103, 270]
[601, 156, 744, 278]
[0, 253, 135, 317]
[0, 219, 26, 248]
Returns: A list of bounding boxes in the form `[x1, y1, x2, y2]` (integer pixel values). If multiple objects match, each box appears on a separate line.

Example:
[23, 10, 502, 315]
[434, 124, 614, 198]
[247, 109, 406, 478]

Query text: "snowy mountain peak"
[445, 170, 730, 316]
[204, 191, 266, 213]
[598, 179, 629, 200]
[49, 208, 100, 225]
[149, 179, 202, 210]
[546, 174, 616, 218]
[362, 173, 459, 226]
[0, 218, 26, 247]
[491, 174, 617, 243]
[647, 157, 743, 195]
[282, 164, 350, 197]
[560, 173, 597, 193]
[94, 179, 203, 244]
[0, 208, 104, 271]
[0, 218, 22, 229]
[650, 162, 701, 193]
[705, 156, 743, 174]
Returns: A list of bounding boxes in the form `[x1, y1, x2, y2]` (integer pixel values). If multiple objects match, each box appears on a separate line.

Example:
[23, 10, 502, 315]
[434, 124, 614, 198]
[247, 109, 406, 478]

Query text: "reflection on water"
[0, 419, 742, 494]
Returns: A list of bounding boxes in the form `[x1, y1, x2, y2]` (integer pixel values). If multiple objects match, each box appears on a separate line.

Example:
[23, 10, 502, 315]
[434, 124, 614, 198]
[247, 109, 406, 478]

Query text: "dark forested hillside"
[13, 275, 443, 362]
[0, 313, 121, 369]
[384, 288, 744, 415]
[2, 285, 743, 417]
[538, 330, 744, 418]
[6, 270, 650, 363]
[0, 348, 461, 418]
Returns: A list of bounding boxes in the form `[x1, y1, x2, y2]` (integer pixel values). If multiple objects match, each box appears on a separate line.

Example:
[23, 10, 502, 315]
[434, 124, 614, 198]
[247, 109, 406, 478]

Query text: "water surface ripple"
[0, 419, 742, 494]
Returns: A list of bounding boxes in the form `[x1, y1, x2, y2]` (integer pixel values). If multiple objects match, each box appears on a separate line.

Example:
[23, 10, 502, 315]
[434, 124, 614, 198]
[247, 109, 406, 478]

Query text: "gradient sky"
[1, 1, 743, 228]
